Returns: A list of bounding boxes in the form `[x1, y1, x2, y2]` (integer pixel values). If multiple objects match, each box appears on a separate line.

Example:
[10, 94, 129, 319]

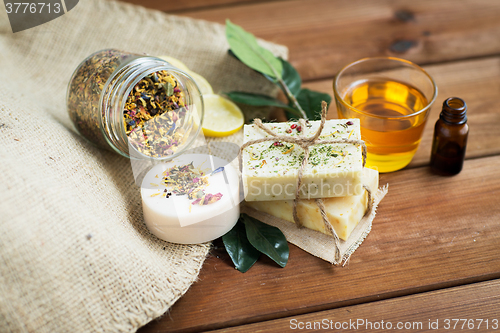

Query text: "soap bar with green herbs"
[247, 167, 378, 240]
[242, 119, 364, 201]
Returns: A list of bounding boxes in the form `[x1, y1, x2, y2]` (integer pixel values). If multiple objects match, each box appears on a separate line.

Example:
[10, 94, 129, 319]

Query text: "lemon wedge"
[202, 94, 244, 137]
[158, 55, 190, 72]
[186, 70, 214, 95]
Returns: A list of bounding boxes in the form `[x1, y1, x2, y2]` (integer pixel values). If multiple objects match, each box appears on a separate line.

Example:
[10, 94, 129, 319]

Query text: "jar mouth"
[333, 56, 438, 120]
[441, 97, 467, 125]
[101, 56, 204, 161]
[444, 97, 466, 112]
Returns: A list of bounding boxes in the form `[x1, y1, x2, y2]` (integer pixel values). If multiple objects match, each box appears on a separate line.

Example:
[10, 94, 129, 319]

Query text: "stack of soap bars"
[242, 119, 378, 241]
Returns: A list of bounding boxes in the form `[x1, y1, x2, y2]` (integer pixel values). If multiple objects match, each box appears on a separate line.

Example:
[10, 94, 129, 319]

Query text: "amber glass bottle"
[430, 97, 469, 175]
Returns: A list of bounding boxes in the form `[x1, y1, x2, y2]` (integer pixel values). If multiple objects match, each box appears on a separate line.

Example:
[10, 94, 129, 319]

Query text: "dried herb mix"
[124, 70, 187, 157]
[161, 163, 223, 206]
[68, 49, 134, 148]
[67, 49, 192, 158]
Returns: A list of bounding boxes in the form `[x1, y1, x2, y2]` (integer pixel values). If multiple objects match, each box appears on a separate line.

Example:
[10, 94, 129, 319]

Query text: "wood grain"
[181, 0, 500, 81]
[210, 279, 500, 332]
[117, 1, 500, 332]
[139, 155, 500, 333]
[302, 56, 500, 168]
[117, 0, 268, 13]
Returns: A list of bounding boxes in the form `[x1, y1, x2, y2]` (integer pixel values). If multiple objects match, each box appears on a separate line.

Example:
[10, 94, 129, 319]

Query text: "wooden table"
[122, 0, 500, 331]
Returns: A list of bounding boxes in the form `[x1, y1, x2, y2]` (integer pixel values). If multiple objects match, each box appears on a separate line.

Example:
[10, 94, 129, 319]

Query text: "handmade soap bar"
[242, 119, 364, 201]
[246, 168, 378, 241]
[141, 154, 239, 244]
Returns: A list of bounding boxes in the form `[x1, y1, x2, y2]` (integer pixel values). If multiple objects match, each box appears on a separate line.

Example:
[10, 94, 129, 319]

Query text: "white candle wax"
[141, 154, 240, 244]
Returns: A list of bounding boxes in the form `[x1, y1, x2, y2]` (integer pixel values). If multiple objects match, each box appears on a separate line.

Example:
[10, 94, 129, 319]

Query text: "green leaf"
[226, 20, 283, 79]
[222, 220, 260, 273]
[263, 58, 301, 97]
[226, 91, 303, 118]
[292, 88, 332, 121]
[161, 82, 174, 96]
[242, 214, 289, 268]
[280, 58, 301, 96]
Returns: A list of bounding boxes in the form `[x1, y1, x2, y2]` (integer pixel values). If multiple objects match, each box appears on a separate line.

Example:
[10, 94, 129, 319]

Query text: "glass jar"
[67, 49, 204, 160]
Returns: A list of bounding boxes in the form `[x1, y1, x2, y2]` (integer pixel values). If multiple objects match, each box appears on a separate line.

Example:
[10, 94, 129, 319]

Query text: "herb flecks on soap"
[244, 120, 360, 174]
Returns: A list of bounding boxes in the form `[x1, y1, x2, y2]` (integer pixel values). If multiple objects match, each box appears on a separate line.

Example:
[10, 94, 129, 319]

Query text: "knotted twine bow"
[240, 101, 373, 263]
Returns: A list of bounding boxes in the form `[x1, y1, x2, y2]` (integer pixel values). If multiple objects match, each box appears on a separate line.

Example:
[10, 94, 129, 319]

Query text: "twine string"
[240, 101, 373, 263]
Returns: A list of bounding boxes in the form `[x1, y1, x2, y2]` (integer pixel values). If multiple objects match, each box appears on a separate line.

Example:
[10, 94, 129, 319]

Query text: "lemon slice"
[202, 94, 244, 137]
[186, 70, 214, 95]
[158, 55, 190, 72]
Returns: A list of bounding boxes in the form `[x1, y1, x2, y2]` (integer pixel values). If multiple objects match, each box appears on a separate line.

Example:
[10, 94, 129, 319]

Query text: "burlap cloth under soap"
[243, 186, 388, 265]
[0, 0, 287, 332]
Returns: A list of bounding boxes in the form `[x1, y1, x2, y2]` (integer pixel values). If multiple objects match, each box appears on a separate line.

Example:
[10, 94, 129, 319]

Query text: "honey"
[339, 78, 429, 172]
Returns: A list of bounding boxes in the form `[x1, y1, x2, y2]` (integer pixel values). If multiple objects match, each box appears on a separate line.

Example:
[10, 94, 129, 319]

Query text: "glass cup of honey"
[333, 57, 437, 173]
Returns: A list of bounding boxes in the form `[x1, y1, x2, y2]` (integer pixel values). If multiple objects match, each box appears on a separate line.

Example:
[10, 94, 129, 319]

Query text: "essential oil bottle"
[430, 97, 469, 175]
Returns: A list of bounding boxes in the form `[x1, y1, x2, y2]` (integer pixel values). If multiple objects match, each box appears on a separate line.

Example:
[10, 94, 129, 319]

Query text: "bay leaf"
[226, 91, 303, 118]
[222, 219, 260, 273]
[226, 20, 283, 79]
[242, 214, 289, 268]
[280, 58, 301, 96]
[292, 88, 332, 121]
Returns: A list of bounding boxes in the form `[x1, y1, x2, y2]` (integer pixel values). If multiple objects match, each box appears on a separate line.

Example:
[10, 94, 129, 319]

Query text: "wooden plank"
[138, 155, 500, 333]
[302, 57, 500, 168]
[210, 279, 500, 332]
[182, 0, 500, 81]
[117, 0, 265, 13]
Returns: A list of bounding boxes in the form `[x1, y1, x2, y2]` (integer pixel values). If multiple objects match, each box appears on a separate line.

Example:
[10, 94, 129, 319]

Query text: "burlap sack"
[0, 0, 286, 332]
